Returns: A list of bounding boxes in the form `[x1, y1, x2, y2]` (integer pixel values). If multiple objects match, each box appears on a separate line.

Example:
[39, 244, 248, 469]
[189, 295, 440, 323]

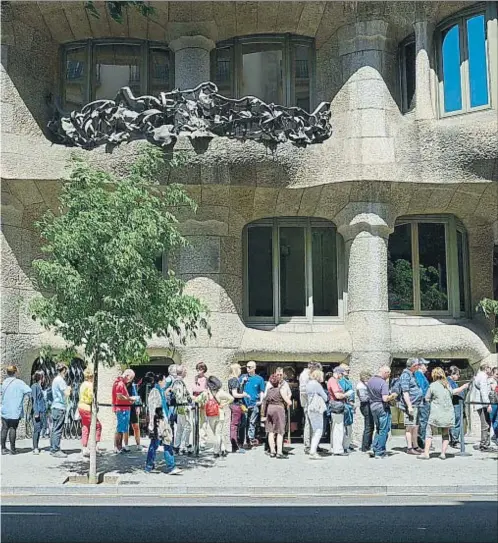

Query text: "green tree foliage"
[30, 145, 208, 481]
[85, 1, 155, 24]
[477, 298, 498, 343]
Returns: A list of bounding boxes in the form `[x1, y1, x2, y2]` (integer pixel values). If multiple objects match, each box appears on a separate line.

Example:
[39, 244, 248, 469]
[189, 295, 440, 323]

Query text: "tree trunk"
[88, 354, 100, 484]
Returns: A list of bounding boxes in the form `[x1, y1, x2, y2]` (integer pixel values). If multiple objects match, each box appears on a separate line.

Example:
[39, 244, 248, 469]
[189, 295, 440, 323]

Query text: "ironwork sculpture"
[48, 82, 332, 149]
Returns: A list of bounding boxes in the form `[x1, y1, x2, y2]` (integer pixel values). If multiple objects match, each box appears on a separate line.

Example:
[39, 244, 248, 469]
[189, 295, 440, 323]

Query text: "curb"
[2, 485, 497, 498]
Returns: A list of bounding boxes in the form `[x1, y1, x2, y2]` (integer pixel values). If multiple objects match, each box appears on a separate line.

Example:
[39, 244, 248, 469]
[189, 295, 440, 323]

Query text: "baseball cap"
[406, 358, 422, 369]
[333, 366, 345, 375]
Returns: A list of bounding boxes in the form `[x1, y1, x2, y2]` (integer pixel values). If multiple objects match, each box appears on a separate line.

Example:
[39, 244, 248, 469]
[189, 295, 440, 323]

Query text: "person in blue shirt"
[239, 361, 265, 446]
[415, 359, 431, 449]
[1, 365, 31, 455]
[447, 366, 469, 447]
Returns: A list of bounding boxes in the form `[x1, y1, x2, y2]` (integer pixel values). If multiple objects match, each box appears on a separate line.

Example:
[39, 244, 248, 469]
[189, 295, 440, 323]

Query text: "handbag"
[329, 400, 345, 414]
[308, 393, 326, 414]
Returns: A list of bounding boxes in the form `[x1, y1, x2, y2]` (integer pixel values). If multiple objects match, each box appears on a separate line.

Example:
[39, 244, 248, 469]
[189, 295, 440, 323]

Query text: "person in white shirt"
[470, 362, 493, 451]
[299, 362, 322, 454]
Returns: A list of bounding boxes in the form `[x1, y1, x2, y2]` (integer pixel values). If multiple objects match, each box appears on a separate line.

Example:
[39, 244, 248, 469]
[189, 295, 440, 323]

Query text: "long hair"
[432, 367, 449, 388]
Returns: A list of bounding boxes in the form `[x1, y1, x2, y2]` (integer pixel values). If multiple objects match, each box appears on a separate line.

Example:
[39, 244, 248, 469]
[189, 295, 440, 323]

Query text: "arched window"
[388, 216, 469, 316]
[212, 35, 315, 110]
[244, 218, 343, 324]
[61, 40, 174, 109]
[436, 3, 496, 115]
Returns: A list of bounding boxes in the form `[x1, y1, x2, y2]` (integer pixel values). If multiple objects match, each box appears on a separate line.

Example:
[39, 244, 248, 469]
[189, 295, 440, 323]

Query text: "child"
[145, 407, 182, 475]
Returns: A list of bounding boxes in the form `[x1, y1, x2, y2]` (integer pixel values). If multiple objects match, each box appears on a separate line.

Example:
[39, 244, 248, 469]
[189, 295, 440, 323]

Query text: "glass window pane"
[248, 227, 273, 318]
[279, 227, 305, 317]
[466, 14, 489, 108]
[214, 46, 233, 97]
[294, 44, 310, 111]
[442, 23, 463, 112]
[64, 47, 86, 109]
[419, 223, 448, 311]
[94, 44, 141, 100]
[312, 227, 338, 316]
[457, 230, 466, 311]
[242, 44, 283, 104]
[403, 40, 416, 112]
[388, 224, 414, 310]
[150, 48, 171, 96]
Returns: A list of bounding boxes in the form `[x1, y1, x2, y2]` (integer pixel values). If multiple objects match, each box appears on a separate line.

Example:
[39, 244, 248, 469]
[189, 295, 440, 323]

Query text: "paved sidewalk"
[1, 435, 497, 496]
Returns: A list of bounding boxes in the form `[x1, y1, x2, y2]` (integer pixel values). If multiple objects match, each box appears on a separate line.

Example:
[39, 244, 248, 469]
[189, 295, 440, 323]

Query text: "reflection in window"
[149, 48, 172, 97]
[438, 8, 492, 114]
[246, 219, 339, 322]
[388, 218, 468, 315]
[399, 36, 416, 113]
[94, 44, 141, 100]
[388, 223, 414, 310]
[64, 47, 86, 109]
[212, 35, 314, 110]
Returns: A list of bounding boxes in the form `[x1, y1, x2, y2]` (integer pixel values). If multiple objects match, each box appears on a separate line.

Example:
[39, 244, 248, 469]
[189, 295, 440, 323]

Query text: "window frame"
[243, 217, 344, 325]
[435, 2, 495, 117]
[211, 34, 316, 109]
[60, 39, 174, 110]
[388, 215, 470, 318]
[398, 34, 416, 114]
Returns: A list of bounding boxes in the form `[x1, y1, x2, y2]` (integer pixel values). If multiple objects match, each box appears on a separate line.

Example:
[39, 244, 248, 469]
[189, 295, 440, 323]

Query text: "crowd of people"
[1, 359, 498, 475]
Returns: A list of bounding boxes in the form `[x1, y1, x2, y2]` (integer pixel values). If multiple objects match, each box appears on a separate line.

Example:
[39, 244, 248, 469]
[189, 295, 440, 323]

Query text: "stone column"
[336, 203, 394, 439]
[414, 20, 436, 120]
[169, 35, 215, 90]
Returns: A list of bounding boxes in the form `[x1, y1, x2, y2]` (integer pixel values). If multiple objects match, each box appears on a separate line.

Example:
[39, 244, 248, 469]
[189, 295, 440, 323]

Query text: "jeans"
[145, 438, 175, 472]
[477, 408, 491, 448]
[230, 404, 243, 449]
[330, 412, 344, 454]
[300, 393, 311, 449]
[32, 412, 47, 450]
[450, 402, 462, 444]
[247, 405, 260, 441]
[360, 402, 374, 451]
[50, 408, 65, 452]
[372, 409, 392, 457]
[491, 404, 498, 440]
[417, 402, 430, 448]
[308, 410, 324, 455]
[1, 418, 20, 451]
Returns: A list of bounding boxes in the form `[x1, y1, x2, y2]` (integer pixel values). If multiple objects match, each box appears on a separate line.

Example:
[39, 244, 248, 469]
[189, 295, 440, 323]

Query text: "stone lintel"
[335, 202, 395, 241]
[169, 35, 215, 53]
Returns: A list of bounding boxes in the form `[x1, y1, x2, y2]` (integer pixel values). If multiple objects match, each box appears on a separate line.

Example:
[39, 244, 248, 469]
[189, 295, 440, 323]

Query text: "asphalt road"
[2, 496, 496, 543]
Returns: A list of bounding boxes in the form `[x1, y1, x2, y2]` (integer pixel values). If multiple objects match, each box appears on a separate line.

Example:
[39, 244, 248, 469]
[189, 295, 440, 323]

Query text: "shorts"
[403, 407, 419, 427]
[265, 404, 286, 435]
[129, 407, 138, 425]
[116, 409, 131, 433]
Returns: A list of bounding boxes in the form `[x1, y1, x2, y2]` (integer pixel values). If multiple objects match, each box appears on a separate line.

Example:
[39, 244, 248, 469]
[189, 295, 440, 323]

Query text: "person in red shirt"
[327, 367, 351, 456]
[112, 369, 137, 454]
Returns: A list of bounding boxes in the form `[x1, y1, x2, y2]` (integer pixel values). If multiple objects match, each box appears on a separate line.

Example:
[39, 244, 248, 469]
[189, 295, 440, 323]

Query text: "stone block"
[201, 163, 231, 185]
[220, 236, 242, 276]
[361, 138, 395, 165]
[37, 4, 75, 43]
[298, 186, 323, 217]
[1, 226, 22, 288]
[62, 3, 93, 40]
[354, 79, 396, 110]
[235, 2, 258, 35]
[1, 101, 13, 133]
[257, 2, 279, 32]
[1, 192, 24, 228]
[179, 236, 220, 274]
[341, 51, 384, 81]
[8, 180, 44, 206]
[229, 186, 255, 220]
[201, 185, 230, 206]
[276, 2, 304, 34]
[252, 188, 279, 221]
[1, 286, 20, 334]
[315, 183, 351, 221]
[126, 6, 148, 39]
[18, 289, 44, 335]
[297, 1, 327, 36]
[346, 311, 391, 352]
[275, 189, 303, 216]
[349, 181, 391, 203]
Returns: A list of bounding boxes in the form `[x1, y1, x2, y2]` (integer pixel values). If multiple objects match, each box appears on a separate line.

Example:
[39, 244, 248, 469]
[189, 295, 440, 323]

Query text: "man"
[240, 361, 265, 447]
[470, 362, 493, 451]
[338, 363, 355, 452]
[172, 365, 194, 455]
[192, 362, 208, 448]
[447, 366, 464, 448]
[367, 366, 398, 459]
[299, 362, 323, 454]
[415, 360, 430, 449]
[1, 365, 31, 455]
[50, 363, 72, 458]
[112, 369, 136, 454]
[399, 358, 424, 455]
[327, 366, 353, 456]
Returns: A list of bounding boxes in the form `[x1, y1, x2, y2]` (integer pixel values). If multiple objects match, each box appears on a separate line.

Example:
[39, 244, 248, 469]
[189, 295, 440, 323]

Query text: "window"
[245, 218, 342, 324]
[399, 35, 416, 113]
[388, 216, 469, 316]
[437, 5, 494, 115]
[61, 40, 173, 109]
[212, 35, 314, 110]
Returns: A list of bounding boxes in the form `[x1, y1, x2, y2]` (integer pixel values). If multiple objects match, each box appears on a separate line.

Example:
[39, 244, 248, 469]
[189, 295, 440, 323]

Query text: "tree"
[30, 145, 208, 483]
[85, 1, 155, 24]
[477, 298, 498, 343]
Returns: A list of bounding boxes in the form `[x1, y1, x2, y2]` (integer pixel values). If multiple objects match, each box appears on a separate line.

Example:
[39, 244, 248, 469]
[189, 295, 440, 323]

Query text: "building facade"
[1, 1, 497, 437]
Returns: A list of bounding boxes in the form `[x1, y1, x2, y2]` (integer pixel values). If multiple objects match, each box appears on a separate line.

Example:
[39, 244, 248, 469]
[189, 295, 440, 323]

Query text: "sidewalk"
[1, 436, 497, 497]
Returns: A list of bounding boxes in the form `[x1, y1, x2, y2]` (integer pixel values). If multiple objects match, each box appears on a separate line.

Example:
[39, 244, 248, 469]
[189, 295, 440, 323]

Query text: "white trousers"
[308, 410, 324, 455]
[207, 416, 226, 454]
[330, 412, 345, 454]
[174, 411, 192, 449]
[343, 424, 352, 451]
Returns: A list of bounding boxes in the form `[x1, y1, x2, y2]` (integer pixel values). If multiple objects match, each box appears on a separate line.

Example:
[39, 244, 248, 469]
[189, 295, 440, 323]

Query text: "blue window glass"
[442, 23, 462, 112]
[467, 14, 489, 108]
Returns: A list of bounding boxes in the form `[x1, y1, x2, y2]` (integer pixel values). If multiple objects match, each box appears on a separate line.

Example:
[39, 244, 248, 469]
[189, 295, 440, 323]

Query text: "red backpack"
[205, 392, 220, 417]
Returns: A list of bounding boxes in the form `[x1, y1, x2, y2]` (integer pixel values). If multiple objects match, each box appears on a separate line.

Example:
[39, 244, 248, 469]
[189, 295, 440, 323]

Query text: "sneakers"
[82, 448, 90, 458]
[1, 448, 9, 455]
[167, 467, 183, 475]
[50, 450, 67, 458]
[276, 453, 288, 460]
[221, 451, 228, 457]
[33, 448, 40, 455]
[309, 453, 323, 460]
[173, 446, 180, 455]
[304, 448, 310, 455]
[122, 446, 131, 453]
[373, 454, 387, 460]
[114, 448, 124, 454]
[439, 454, 447, 460]
[334, 452, 349, 456]
[417, 454, 430, 460]
[136, 445, 144, 452]
[186, 446, 194, 455]
[233, 448, 246, 454]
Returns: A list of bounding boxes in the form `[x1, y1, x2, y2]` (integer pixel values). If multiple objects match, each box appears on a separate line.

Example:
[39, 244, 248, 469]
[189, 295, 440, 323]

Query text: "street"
[2, 495, 497, 543]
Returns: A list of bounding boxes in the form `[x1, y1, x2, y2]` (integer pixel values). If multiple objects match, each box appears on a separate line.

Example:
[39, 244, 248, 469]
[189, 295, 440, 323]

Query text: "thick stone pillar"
[169, 35, 215, 90]
[336, 203, 394, 439]
[414, 20, 436, 120]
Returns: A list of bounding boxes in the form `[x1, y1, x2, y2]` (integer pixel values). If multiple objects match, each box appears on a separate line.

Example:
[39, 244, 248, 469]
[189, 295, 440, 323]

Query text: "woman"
[227, 363, 250, 453]
[124, 377, 143, 452]
[31, 370, 47, 455]
[78, 366, 102, 457]
[172, 366, 194, 455]
[418, 367, 469, 460]
[305, 368, 329, 460]
[193, 362, 208, 448]
[261, 374, 291, 459]
[195, 376, 233, 457]
[327, 366, 352, 456]
[356, 370, 374, 452]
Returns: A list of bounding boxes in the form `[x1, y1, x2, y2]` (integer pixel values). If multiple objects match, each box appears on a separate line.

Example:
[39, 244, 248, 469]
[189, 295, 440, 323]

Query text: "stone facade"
[1, 2, 497, 439]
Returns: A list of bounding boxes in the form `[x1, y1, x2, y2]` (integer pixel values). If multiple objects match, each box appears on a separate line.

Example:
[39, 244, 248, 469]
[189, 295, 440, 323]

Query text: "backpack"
[205, 392, 220, 417]
[171, 380, 191, 406]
